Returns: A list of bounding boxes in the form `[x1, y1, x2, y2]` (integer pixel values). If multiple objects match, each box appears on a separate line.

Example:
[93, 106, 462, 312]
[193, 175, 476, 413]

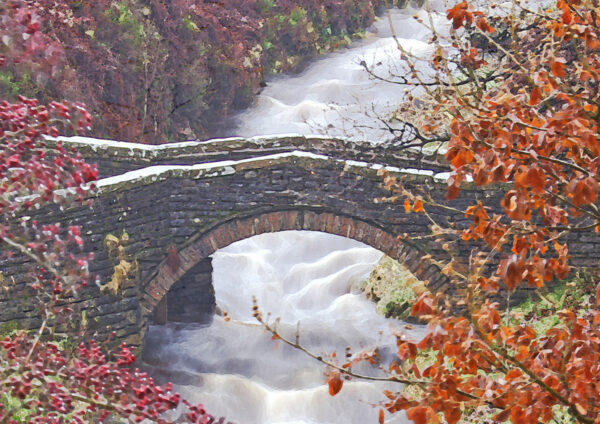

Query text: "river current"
[142, 6, 445, 423]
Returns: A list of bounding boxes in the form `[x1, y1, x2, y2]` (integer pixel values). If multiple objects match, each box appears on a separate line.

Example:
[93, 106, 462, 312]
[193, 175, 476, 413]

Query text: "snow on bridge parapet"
[44, 134, 449, 178]
[92, 150, 460, 195]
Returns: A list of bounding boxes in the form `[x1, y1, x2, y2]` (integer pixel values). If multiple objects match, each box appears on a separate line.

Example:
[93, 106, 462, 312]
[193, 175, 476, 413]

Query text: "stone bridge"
[2, 135, 600, 348]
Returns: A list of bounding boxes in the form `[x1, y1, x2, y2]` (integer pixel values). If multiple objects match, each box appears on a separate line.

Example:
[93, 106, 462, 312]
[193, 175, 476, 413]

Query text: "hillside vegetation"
[1, 0, 396, 143]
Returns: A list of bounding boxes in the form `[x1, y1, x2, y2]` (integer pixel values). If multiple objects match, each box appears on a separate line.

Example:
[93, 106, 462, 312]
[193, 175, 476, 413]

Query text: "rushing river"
[230, 6, 448, 141]
[142, 6, 445, 423]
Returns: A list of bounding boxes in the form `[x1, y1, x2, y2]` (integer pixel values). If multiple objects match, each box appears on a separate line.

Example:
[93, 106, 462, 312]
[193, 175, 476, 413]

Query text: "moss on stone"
[0, 320, 19, 336]
[362, 255, 429, 321]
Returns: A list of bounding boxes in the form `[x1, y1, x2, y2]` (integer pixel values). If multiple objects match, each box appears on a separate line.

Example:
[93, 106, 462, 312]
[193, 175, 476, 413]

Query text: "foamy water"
[230, 6, 448, 141]
[144, 232, 426, 423]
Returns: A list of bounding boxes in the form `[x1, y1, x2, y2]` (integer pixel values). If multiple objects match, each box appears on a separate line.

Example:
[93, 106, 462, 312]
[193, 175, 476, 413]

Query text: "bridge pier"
[153, 297, 168, 325]
[152, 258, 215, 325]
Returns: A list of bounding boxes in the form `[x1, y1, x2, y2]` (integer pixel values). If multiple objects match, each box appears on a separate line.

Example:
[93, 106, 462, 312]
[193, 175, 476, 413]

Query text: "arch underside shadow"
[140, 208, 450, 332]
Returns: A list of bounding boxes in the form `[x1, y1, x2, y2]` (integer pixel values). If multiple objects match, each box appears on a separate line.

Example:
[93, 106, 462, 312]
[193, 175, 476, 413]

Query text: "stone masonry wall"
[162, 258, 215, 324]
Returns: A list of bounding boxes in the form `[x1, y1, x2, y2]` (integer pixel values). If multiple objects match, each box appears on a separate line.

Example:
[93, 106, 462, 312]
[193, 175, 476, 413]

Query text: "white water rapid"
[144, 232, 427, 423]
[230, 6, 448, 141]
[143, 6, 446, 423]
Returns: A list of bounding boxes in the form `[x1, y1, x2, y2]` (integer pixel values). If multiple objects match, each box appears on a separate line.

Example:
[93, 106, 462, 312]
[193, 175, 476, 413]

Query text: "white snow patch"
[46, 135, 245, 152]
[93, 150, 443, 193]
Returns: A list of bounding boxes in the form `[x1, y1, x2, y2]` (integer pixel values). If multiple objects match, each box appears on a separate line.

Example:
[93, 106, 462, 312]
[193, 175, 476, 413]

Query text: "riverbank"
[364, 258, 597, 423]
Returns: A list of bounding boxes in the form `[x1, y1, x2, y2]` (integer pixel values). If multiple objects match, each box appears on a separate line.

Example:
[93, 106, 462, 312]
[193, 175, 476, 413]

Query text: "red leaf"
[326, 370, 343, 396]
[406, 406, 428, 424]
[379, 408, 385, 424]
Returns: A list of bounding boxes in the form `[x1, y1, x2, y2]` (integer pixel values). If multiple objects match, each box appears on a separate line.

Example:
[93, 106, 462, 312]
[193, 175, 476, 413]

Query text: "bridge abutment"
[158, 257, 215, 324]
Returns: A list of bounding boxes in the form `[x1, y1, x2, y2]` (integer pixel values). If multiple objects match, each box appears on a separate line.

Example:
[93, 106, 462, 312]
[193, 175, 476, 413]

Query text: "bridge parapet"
[45, 134, 449, 178]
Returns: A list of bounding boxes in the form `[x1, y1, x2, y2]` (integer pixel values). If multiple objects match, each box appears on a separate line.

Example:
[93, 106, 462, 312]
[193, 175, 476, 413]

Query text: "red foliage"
[0, 98, 217, 422]
[0, 0, 383, 143]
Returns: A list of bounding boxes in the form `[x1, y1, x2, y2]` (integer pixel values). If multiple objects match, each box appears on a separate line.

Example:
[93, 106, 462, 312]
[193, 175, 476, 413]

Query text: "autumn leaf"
[529, 86, 541, 105]
[449, 149, 474, 168]
[443, 406, 461, 424]
[493, 409, 511, 422]
[326, 370, 343, 396]
[406, 406, 429, 424]
[411, 293, 435, 317]
[552, 60, 566, 78]
[413, 200, 424, 213]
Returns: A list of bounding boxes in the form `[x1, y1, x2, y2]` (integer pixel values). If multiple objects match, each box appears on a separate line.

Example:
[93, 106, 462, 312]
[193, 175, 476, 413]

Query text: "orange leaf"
[476, 17, 494, 33]
[411, 293, 435, 317]
[551, 61, 566, 78]
[404, 199, 411, 214]
[406, 407, 429, 424]
[450, 149, 474, 168]
[398, 342, 417, 361]
[443, 407, 461, 424]
[326, 371, 343, 396]
[379, 409, 385, 424]
[493, 409, 511, 422]
[505, 368, 522, 381]
[413, 200, 424, 213]
[529, 86, 541, 105]
[580, 70, 594, 82]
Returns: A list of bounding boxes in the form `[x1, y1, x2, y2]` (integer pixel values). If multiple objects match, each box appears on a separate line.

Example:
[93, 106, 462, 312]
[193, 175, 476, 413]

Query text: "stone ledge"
[89, 151, 463, 197]
[44, 134, 449, 179]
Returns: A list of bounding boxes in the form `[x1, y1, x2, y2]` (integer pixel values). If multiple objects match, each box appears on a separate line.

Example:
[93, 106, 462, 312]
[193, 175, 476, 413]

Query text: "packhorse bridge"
[2, 134, 600, 348]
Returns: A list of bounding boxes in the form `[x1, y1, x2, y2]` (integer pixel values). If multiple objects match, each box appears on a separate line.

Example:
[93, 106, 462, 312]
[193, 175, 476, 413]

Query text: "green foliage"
[289, 6, 307, 27]
[257, 0, 276, 14]
[182, 15, 199, 32]
[0, 71, 35, 99]
[105, 2, 149, 47]
[0, 320, 19, 337]
[508, 274, 596, 336]
[1, 392, 33, 423]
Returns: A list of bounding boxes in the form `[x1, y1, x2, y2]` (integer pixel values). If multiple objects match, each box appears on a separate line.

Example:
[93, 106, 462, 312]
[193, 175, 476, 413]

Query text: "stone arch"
[140, 209, 449, 330]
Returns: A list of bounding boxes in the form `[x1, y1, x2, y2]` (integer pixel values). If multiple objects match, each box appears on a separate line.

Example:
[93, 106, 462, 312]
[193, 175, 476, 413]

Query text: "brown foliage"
[373, 0, 600, 422]
[0, 0, 384, 143]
